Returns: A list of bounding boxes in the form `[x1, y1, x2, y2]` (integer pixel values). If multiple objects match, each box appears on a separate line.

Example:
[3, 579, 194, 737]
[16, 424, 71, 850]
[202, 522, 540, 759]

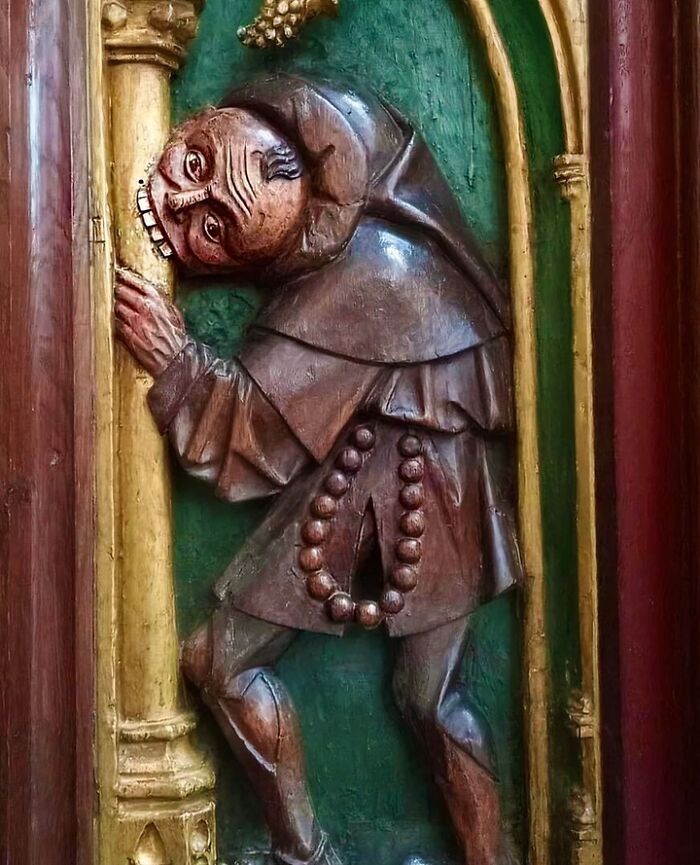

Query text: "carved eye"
[203, 212, 222, 244]
[184, 149, 208, 182]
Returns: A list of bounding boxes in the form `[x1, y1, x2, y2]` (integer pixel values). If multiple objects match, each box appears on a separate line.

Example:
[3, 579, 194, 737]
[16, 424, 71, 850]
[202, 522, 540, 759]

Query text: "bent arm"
[148, 338, 310, 502]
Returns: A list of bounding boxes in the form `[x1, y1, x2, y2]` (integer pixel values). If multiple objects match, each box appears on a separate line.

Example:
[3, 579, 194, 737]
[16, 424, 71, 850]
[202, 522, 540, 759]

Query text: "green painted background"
[170, 1, 578, 863]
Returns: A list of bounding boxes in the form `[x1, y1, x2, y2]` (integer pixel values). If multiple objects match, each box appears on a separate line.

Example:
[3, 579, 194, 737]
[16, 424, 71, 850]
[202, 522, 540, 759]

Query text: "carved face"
[141, 108, 309, 274]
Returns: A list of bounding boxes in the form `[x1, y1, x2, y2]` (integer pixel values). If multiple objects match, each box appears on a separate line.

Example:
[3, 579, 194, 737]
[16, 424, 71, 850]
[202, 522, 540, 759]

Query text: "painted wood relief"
[94, 2, 598, 865]
[116, 71, 523, 865]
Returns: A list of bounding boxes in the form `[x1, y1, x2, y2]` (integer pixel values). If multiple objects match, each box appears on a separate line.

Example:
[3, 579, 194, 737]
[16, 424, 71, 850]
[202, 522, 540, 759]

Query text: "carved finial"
[102, 1, 128, 30]
[102, 0, 202, 70]
[237, 0, 339, 49]
[567, 689, 595, 739]
[568, 786, 600, 865]
[149, 1, 198, 40]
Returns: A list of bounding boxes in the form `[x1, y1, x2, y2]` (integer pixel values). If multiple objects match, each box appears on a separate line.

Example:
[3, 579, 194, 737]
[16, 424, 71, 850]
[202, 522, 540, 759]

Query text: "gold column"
[101, 3, 216, 863]
[542, 1, 603, 862]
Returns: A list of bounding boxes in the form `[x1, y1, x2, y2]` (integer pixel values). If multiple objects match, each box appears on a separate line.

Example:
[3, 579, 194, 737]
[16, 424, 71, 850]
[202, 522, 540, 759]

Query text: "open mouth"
[136, 186, 173, 259]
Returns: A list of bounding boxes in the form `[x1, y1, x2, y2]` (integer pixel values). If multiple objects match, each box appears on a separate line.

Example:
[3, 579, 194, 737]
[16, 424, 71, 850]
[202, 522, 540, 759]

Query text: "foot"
[274, 833, 344, 865]
[497, 835, 522, 865]
[402, 846, 521, 865]
[495, 827, 522, 865]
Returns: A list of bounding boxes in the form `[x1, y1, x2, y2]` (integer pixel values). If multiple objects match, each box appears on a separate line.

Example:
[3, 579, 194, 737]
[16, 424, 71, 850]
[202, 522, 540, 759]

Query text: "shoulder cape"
[222, 73, 509, 366]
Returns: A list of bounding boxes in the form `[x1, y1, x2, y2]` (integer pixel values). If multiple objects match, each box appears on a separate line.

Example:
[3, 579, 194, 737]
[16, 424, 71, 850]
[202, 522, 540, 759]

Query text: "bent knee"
[393, 675, 495, 771]
[437, 689, 496, 775]
[219, 668, 294, 765]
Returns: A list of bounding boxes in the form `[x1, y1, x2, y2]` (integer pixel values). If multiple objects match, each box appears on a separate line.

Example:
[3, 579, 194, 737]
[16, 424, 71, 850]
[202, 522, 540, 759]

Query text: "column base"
[116, 712, 216, 865]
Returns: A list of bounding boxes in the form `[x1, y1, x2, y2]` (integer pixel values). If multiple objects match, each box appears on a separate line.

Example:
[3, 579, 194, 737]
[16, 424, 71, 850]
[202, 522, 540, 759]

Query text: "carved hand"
[114, 266, 187, 377]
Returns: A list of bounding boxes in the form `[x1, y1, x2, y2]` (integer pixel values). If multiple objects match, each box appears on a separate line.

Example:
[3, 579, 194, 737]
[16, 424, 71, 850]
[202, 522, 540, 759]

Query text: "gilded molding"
[541, 3, 602, 864]
[461, 3, 550, 863]
[538, 0, 587, 153]
[554, 152, 588, 199]
[102, 0, 203, 68]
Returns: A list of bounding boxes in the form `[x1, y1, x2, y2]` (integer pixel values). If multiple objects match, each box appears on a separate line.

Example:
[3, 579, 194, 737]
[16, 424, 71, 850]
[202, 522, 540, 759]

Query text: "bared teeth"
[136, 188, 150, 212]
[136, 186, 172, 259]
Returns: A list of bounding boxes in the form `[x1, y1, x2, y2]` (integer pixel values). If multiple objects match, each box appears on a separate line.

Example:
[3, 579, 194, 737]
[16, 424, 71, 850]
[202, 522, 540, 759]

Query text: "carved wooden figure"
[114, 73, 523, 865]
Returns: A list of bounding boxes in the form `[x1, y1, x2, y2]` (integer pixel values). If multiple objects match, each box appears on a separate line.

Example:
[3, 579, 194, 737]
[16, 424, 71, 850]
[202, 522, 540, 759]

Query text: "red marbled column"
[0, 1, 93, 863]
[590, 0, 695, 863]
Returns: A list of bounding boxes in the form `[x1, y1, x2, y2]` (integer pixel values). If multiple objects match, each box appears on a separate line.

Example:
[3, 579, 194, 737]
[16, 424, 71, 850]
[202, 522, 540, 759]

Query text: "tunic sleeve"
[147, 339, 310, 503]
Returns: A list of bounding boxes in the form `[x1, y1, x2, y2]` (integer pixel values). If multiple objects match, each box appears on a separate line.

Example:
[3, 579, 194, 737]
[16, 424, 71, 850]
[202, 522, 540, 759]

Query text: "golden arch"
[461, 2, 547, 862]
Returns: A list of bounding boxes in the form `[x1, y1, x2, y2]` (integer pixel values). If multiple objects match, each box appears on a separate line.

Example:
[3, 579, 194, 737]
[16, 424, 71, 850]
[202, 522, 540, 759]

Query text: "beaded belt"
[296, 424, 425, 629]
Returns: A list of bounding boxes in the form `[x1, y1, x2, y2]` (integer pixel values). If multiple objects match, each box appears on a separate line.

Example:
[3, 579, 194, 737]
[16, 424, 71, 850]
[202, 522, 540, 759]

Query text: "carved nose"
[167, 185, 212, 212]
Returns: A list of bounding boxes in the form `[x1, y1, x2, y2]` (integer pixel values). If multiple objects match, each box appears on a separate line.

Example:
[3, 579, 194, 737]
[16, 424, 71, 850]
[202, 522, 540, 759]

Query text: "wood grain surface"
[0, 1, 93, 864]
[590, 1, 696, 863]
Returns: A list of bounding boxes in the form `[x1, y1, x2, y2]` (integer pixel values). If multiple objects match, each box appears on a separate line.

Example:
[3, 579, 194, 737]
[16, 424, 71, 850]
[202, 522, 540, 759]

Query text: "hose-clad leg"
[394, 616, 518, 865]
[181, 607, 333, 864]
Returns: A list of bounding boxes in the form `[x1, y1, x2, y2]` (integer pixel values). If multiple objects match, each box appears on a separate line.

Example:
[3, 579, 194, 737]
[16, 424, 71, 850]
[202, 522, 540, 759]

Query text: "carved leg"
[182, 606, 341, 865]
[393, 617, 519, 865]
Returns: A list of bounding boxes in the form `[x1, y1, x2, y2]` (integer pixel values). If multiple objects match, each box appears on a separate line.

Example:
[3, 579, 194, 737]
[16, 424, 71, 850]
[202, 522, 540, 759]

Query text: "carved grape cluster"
[237, 0, 339, 49]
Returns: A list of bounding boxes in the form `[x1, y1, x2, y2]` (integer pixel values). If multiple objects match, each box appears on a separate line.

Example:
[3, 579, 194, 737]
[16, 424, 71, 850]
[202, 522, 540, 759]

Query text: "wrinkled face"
[140, 108, 309, 274]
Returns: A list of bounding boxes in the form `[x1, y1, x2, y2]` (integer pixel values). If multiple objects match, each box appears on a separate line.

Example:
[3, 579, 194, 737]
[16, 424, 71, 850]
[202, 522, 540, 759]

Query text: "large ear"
[262, 143, 304, 181]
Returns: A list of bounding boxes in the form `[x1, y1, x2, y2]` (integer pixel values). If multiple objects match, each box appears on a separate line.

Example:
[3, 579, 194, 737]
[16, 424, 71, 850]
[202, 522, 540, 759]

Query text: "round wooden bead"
[380, 588, 405, 615]
[399, 511, 425, 538]
[354, 600, 383, 629]
[306, 569, 336, 601]
[399, 484, 424, 510]
[391, 565, 419, 592]
[336, 447, 362, 473]
[311, 494, 337, 519]
[302, 519, 329, 545]
[396, 538, 422, 564]
[353, 426, 375, 451]
[399, 458, 424, 483]
[398, 434, 422, 458]
[298, 546, 324, 572]
[326, 592, 355, 623]
[325, 470, 349, 497]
